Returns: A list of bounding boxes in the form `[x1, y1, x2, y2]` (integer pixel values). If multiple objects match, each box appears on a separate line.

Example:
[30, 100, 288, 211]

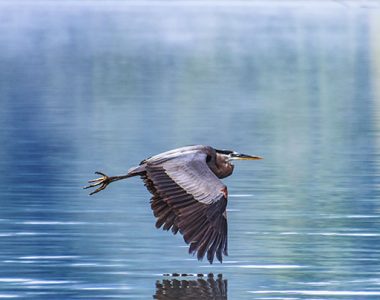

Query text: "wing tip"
[188, 241, 227, 264]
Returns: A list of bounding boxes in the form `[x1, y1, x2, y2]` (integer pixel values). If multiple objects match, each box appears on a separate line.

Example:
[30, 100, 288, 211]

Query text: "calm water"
[1, 1, 380, 299]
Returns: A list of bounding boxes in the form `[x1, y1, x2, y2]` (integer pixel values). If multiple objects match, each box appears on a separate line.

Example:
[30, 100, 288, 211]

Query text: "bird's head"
[215, 149, 263, 163]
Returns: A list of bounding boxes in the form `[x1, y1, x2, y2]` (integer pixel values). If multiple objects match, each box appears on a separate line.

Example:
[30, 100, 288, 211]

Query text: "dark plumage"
[84, 145, 261, 263]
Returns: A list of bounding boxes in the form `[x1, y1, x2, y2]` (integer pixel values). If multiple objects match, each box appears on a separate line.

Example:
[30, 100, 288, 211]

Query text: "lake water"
[1, 1, 380, 299]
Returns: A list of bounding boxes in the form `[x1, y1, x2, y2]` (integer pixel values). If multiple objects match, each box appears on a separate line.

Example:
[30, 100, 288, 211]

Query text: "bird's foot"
[84, 171, 112, 195]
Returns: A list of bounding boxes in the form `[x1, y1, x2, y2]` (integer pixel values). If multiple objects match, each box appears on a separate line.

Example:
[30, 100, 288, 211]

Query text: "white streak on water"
[293, 281, 335, 286]
[0, 278, 29, 283]
[229, 194, 253, 198]
[25, 280, 77, 285]
[77, 286, 131, 291]
[202, 264, 305, 269]
[0, 232, 50, 237]
[320, 214, 380, 219]
[17, 221, 125, 226]
[19, 256, 78, 260]
[19, 221, 86, 225]
[249, 290, 380, 296]
[238, 265, 305, 269]
[280, 232, 380, 237]
[245, 231, 380, 237]
[222, 260, 240, 264]
[70, 263, 98, 267]
[0, 278, 77, 285]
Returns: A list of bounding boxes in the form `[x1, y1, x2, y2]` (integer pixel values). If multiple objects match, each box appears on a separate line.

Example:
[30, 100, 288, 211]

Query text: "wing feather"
[141, 148, 228, 263]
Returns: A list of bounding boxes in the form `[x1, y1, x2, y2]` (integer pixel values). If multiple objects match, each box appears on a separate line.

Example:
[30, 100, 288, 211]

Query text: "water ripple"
[202, 264, 306, 269]
[280, 232, 380, 237]
[249, 290, 380, 296]
[18, 256, 78, 260]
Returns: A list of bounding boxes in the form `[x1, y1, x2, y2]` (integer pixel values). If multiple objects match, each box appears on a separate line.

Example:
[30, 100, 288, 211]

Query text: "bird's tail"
[127, 164, 146, 177]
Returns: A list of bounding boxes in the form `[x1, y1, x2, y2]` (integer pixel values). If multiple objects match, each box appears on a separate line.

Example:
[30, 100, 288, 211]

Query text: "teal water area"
[1, 1, 380, 299]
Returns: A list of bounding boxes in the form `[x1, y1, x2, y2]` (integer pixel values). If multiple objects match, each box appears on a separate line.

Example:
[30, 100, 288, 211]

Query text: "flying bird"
[84, 145, 262, 263]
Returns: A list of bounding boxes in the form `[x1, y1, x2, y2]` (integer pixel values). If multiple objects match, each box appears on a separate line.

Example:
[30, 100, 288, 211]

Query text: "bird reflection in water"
[154, 273, 227, 300]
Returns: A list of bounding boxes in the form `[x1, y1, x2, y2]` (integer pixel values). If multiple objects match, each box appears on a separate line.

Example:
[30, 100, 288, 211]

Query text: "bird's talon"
[88, 177, 105, 183]
[84, 172, 111, 195]
[95, 171, 107, 177]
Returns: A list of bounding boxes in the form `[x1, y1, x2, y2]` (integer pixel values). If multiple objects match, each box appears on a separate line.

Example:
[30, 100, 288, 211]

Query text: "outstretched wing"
[142, 150, 228, 263]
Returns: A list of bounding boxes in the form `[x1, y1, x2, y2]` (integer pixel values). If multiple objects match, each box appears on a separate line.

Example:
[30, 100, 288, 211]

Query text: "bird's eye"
[206, 155, 212, 163]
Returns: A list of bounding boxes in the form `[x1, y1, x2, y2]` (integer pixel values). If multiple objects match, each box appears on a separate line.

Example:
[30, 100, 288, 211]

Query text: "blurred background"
[1, 0, 380, 299]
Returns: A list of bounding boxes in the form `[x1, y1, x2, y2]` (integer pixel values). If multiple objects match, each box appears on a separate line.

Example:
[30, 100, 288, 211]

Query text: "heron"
[84, 145, 262, 263]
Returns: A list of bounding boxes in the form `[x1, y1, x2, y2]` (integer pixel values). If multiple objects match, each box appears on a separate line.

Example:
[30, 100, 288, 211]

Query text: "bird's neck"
[209, 161, 234, 179]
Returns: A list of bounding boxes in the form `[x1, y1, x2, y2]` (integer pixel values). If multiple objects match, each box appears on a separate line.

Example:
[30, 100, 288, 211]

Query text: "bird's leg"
[84, 171, 130, 195]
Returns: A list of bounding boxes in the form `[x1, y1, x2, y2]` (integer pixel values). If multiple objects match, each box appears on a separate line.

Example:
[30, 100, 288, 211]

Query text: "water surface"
[1, 1, 380, 299]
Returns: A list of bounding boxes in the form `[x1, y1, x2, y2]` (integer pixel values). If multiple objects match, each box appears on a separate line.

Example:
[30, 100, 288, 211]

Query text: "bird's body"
[85, 145, 261, 263]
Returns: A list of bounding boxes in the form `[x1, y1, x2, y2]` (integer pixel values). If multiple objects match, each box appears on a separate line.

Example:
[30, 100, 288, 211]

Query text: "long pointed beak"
[230, 153, 263, 160]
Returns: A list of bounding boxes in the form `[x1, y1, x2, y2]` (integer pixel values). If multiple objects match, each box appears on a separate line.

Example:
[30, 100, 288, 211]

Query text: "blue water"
[1, 1, 380, 299]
